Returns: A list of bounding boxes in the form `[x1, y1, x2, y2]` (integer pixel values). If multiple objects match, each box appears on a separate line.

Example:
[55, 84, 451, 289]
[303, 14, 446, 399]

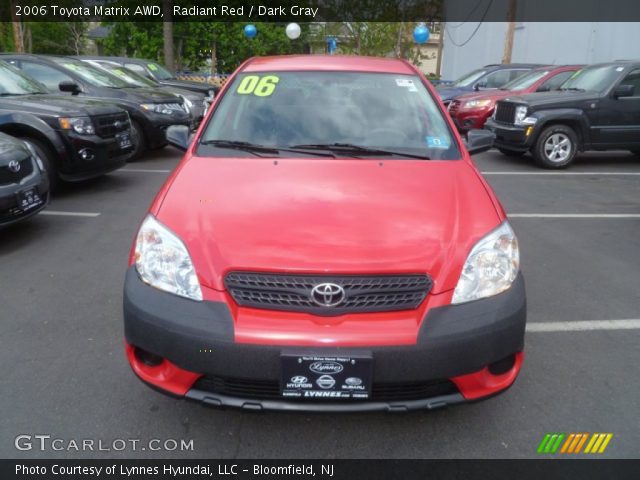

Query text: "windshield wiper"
[290, 143, 431, 160]
[559, 87, 585, 92]
[199, 140, 335, 158]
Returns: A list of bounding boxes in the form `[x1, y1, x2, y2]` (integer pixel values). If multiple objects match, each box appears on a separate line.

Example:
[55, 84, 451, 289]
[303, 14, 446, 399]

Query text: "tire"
[498, 148, 526, 157]
[19, 137, 59, 191]
[129, 120, 147, 161]
[532, 124, 578, 169]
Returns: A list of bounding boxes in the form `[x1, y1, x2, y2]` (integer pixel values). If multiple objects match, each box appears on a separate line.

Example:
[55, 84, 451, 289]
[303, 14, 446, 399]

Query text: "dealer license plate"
[16, 188, 41, 211]
[281, 354, 373, 400]
[116, 132, 132, 149]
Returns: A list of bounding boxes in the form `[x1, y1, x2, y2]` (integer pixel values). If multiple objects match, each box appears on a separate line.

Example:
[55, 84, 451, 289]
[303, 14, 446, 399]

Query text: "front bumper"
[484, 119, 536, 152]
[123, 267, 526, 412]
[57, 130, 132, 182]
[0, 160, 49, 226]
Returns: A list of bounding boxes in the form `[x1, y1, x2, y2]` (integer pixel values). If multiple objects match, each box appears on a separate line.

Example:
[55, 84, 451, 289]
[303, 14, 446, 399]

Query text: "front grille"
[0, 157, 34, 185]
[192, 375, 458, 403]
[448, 99, 461, 115]
[94, 113, 130, 138]
[225, 272, 433, 316]
[494, 102, 517, 124]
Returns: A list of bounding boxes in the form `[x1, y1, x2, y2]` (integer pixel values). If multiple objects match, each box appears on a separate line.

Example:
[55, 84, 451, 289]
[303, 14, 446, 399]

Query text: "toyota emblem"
[7, 160, 21, 173]
[310, 282, 345, 307]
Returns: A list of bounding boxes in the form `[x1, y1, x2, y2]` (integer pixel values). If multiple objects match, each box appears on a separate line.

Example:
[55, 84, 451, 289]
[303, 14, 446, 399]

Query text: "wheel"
[498, 148, 526, 157]
[19, 136, 59, 191]
[129, 120, 147, 161]
[532, 125, 578, 169]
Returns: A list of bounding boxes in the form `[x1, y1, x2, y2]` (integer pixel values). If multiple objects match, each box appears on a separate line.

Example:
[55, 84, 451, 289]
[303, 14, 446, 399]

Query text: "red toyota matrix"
[124, 55, 526, 412]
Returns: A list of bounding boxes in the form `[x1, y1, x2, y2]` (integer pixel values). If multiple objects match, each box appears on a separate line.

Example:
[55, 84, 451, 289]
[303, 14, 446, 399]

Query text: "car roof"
[483, 63, 545, 69]
[241, 55, 417, 74]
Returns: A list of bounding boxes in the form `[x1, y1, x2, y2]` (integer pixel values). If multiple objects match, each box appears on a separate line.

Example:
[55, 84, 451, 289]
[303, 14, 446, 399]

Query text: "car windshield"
[200, 71, 460, 160]
[147, 62, 174, 80]
[52, 59, 129, 88]
[500, 70, 550, 90]
[560, 65, 621, 92]
[98, 64, 157, 88]
[451, 68, 487, 87]
[0, 61, 48, 95]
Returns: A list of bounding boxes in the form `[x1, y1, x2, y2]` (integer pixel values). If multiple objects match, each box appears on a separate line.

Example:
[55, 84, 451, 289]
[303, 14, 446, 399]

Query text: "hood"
[0, 132, 30, 165]
[160, 79, 214, 94]
[501, 90, 597, 109]
[97, 87, 181, 104]
[436, 85, 473, 101]
[156, 157, 501, 294]
[159, 86, 205, 101]
[0, 94, 124, 118]
[455, 88, 525, 105]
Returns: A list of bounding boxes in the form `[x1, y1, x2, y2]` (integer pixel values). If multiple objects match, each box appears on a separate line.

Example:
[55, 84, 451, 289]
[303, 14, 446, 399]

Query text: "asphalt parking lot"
[1, 148, 639, 459]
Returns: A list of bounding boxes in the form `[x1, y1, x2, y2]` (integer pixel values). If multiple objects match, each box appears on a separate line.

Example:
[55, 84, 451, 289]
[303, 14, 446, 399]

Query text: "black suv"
[0, 132, 49, 226]
[0, 60, 132, 188]
[78, 56, 217, 97]
[485, 62, 640, 168]
[2, 54, 191, 159]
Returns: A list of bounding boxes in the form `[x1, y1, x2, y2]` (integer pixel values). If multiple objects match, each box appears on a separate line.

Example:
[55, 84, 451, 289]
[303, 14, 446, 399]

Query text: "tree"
[162, 0, 174, 71]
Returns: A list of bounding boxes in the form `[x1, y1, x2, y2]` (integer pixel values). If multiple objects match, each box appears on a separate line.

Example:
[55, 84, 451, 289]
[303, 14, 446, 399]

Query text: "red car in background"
[448, 65, 582, 133]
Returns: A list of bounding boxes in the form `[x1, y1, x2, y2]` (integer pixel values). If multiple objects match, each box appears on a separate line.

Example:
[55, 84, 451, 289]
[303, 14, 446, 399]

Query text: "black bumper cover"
[124, 266, 526, 410]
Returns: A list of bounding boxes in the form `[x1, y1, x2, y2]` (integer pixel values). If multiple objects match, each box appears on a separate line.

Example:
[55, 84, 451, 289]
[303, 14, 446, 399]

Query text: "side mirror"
[613, 84, 634, 98]
[536, 85, 551, 92]
[166, 125, 193, 151]
[464, 129, 495, 155]
[474, 81, 487, 91]
[59, 81, 81, 95]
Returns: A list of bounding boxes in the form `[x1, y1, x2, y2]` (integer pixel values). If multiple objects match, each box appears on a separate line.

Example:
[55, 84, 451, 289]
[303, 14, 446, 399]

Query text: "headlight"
[58, 116, 95, 135]
[452, 221, 519, 304]
[179, 95, 193, 113]
[140, 103, 185, 115]
[464, 99, 493, 109]
[134, 215, 202, 301]
[514, 106, 528, 125]
[23, 142, 45, 171]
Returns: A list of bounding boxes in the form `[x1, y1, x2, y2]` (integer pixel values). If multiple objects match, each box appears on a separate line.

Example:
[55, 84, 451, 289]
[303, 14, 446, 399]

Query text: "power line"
[445, 0, 494, 47]
[446, 0, 488, 29]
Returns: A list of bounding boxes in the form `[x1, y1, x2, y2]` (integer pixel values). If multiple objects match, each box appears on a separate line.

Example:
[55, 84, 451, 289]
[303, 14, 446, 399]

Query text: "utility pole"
[10, 1, 24, 53]
[435, 22, 445, 77]
[501, 0, 517, 64]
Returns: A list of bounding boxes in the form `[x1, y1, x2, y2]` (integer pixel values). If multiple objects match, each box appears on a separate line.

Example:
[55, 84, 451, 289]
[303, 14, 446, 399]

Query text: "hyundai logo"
[7, 160, 21, 173]
[309, 361, 344, 375]
[316, 375, 336, 389]
[290, 376, 308, 384]
[310, 282, 345, 307]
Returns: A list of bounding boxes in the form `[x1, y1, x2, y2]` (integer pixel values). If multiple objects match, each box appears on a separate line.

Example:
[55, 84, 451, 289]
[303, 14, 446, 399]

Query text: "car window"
[19, 62, 73, 92]
[0, 61, 49, 95]
[49, 59, 129, 88]
[451, 68, 487, 87]
[537, 70, 576, 91]
[482, 70, 513, 88]
[500, 70, 549, 90]
[618, 69, 640, 95]
[200, 71, 460, 160]
[125, 63, 149, 77]
[561, 65, 622, 93]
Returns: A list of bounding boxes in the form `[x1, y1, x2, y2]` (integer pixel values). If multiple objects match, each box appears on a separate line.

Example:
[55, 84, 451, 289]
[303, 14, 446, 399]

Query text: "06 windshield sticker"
[236, 75, 280, 96]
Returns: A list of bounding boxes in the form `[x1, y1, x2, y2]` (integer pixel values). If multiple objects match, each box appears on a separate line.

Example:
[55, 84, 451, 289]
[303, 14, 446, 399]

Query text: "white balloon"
[286, 23, 301, 40]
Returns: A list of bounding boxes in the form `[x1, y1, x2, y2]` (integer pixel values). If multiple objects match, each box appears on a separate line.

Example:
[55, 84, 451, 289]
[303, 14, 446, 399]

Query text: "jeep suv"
[0, 60, 132, 188]
[485, 61, 640, 168]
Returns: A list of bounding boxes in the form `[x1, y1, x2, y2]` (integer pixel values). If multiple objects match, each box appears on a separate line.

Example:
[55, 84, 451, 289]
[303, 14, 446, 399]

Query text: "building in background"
[441, 22, 640, 81]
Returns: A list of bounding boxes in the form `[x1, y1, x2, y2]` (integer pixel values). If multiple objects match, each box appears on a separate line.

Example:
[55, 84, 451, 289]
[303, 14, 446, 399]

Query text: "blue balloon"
[244, 24, 257, 39]
[413, 24, 430, 44]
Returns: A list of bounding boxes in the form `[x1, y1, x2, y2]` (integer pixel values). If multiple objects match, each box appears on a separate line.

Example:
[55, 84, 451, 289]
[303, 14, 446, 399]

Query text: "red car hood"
[455, 88, 526, 104]
[156, 157, 501, 294]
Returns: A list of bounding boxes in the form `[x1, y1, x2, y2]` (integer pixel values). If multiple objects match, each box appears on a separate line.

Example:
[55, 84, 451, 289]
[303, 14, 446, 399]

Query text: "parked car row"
[0, 54, 212, 228]
[439, 60, 640, 168]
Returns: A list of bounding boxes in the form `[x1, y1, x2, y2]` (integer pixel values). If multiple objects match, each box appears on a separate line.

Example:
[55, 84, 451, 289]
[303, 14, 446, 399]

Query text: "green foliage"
[27, 22, 88, 55]
[103, 22, 307, 73]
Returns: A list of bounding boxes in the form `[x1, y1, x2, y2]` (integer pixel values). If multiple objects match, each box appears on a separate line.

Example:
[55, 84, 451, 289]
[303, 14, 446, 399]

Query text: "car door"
[595, 67, 640, 148]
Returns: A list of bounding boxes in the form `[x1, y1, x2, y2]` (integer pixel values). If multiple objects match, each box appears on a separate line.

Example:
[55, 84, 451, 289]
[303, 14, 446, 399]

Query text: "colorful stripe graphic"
[537, 433, 613, 454]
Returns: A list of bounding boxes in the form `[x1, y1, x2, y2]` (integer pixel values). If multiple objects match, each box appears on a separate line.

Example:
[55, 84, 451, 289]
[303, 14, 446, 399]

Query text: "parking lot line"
[482, 171, 640, 176]
[40, 210, 101, 218]
[509, 213, 640, 218]
[120, 168, 172, 173]
[527, 319, 640, 332]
